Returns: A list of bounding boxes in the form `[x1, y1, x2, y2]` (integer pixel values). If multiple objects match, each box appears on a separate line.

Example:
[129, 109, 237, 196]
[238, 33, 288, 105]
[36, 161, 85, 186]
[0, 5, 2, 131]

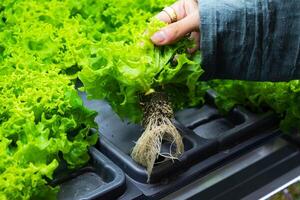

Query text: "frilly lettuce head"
[79, 6, 203, 122]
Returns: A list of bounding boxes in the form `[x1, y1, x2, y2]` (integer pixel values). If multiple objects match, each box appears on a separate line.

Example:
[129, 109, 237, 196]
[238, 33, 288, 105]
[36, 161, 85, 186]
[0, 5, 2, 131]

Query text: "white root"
[130, 92, 184, 182]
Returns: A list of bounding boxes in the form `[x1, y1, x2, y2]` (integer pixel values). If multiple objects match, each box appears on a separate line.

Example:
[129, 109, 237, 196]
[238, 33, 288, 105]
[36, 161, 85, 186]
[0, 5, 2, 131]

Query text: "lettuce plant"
[0, 69, 97, 199]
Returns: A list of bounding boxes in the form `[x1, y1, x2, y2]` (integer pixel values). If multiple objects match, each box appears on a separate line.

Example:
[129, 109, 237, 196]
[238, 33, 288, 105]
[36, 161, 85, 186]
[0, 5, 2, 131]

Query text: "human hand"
[151, 0, 200, 52]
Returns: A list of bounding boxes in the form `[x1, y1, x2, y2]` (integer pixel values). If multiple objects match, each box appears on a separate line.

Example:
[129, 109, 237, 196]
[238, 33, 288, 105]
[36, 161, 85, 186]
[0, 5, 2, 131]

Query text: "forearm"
[199, 0, 300, 81]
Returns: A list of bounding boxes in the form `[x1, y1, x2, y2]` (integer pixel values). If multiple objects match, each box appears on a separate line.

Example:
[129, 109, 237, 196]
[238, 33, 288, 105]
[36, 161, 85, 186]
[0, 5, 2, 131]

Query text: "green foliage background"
[0, 0, 204, 199]
[211, 80, 300, 133]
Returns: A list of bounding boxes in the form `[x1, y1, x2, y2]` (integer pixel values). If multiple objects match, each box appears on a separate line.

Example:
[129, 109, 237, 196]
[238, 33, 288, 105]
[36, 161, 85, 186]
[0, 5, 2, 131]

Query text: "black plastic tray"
[176, 98, 279, 149]
[80, 89, 279, 193]
[176, 90, 279, 147]
[80, 91, 278, 184]
[51, 147, 126, 200]
[162, 134, 300, 200]
[127, 128, 281, 199]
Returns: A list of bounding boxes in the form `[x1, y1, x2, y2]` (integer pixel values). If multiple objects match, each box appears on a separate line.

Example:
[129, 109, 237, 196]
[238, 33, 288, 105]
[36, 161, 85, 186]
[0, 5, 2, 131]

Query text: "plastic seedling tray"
[177, 103, 278, 150]
[176, 90, 279, 148]
[51, 147, 126, 200]
[98, 120, 217, 183]
[129, 128, 281, 199]
[79, 90, 279, 199]
[80, 92, 217, 183]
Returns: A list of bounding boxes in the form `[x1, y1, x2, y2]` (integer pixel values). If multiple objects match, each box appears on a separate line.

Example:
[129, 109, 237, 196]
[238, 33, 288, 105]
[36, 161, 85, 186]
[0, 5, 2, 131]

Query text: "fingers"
[151, 11, 199, 46]
[152, 0, 200, 47]
[156, 0, 198, 23]
[156, 0, 186, 24]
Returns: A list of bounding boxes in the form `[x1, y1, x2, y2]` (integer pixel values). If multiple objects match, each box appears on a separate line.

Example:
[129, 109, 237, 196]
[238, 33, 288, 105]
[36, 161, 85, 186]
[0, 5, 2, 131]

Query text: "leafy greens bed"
[0, 0, 204, 198]
[0, 69, 97, 199]
[0, 0, 299, 199]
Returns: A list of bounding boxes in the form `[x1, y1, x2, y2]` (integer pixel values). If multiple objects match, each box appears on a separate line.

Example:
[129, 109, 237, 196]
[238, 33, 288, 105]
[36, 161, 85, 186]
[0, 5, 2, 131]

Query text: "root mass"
[131, 92, 184, 182]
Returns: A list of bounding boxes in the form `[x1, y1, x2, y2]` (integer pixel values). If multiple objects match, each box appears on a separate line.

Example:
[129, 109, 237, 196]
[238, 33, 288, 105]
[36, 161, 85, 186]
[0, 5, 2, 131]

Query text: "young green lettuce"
[79, 18, 203, 122]
[211, 80, 300, 133]
[0, 69, 98, 199]
[0, 0, 104, 198]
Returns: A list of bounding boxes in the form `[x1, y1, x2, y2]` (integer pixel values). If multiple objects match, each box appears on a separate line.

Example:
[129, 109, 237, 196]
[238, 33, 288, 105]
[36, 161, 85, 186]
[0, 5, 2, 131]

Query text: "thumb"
[151, 11, 199, 46]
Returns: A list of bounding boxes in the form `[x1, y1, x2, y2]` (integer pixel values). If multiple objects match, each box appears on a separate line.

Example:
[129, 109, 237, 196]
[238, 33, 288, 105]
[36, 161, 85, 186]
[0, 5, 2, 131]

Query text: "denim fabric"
[199, 0, 300, 81]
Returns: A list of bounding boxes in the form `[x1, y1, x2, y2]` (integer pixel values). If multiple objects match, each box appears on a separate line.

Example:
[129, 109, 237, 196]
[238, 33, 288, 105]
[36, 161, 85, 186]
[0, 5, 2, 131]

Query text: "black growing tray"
[176, 90, 279, 149]
[51, 147, 126, 200]
[79, 90, 280, 199]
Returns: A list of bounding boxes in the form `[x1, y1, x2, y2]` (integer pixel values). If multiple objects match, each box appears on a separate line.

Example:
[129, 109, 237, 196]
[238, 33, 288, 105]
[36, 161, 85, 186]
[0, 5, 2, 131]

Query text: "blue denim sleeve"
[199, 0, 300, 81]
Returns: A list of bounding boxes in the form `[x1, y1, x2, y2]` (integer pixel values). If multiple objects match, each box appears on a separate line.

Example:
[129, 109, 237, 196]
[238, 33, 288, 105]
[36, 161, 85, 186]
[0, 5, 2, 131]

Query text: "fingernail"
[151, 31, 166, 43]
